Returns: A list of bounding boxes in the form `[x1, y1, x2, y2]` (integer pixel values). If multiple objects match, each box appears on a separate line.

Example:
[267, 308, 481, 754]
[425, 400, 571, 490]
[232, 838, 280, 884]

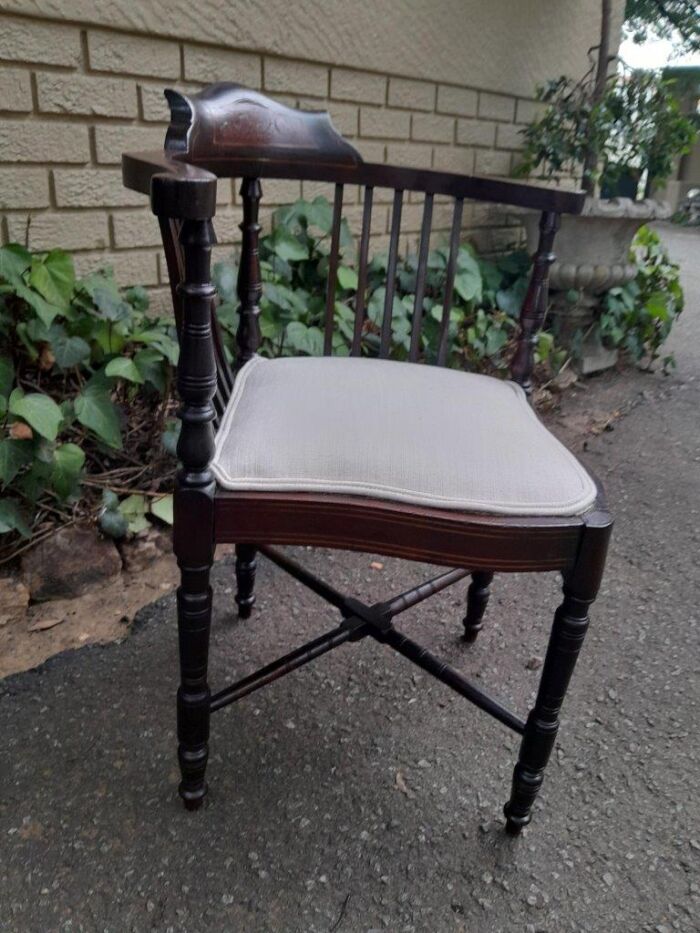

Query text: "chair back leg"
[462, 571, 494, 642]
[235, 544, 258, 619]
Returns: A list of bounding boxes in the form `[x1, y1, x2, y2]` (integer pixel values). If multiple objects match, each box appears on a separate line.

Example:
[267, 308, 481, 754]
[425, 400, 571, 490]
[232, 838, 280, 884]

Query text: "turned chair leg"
[503, 573, 599, 834]
[462, 571, 494, 642]
[235, 543, 257, 619]
[176, 557, 213, 810]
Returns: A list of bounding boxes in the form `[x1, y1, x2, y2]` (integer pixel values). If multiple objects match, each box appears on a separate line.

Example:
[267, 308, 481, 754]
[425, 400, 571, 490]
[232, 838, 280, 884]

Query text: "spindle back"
[123, 83, 584, 419]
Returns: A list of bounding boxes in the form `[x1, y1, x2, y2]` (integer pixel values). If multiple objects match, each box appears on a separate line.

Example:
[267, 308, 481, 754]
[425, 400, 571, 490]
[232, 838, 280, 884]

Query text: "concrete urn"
[524, 197, 671, 374]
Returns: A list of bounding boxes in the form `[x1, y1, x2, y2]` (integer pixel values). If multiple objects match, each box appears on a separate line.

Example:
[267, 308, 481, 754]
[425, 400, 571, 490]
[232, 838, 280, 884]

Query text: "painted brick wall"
[0, 5, 621, 306]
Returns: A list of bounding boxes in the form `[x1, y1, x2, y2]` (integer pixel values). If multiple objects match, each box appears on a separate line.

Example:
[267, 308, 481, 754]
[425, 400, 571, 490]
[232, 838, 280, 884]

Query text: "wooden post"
[174, 216, 217, 810]
[235, 177, 263, 369]
[510, 210, 559, 396]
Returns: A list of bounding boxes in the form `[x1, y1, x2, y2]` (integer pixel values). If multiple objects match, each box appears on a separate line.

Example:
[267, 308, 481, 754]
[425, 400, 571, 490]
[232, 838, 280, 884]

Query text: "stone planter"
[524, 197, 671, 374]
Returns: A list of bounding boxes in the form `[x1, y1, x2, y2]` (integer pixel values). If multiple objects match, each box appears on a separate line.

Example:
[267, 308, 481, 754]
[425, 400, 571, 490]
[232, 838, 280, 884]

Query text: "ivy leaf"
[454, 270, 483, 304]
[8, 388, 63, 441]
[150, 494, 173, 525]
[0, 498, 31, 538]
[99, 507, 128, 539]
[14, 282, 64, 328]
[0, 244, 31, 285]
[124, 285, 149, 312]
[51, 442, 85, 500]
[307, 196, 334, 234]
[74, 380, 122, 449]
[0, 438, 33, 485]
[49, 327, 91, 369]
[118, 493, 149, 534]
[0, 355, 14, 398]
[92, 284, 131, 322]
[270, 228, 309, 263]
[134, 348, 167, 393]
[130, 330, 179, 365]
[285, 321, 324, 356]
[337, 266, 359, 291]
[105, 356, 145, 383]
[496, 277, 529, 317]
[28, 250, 75, 309]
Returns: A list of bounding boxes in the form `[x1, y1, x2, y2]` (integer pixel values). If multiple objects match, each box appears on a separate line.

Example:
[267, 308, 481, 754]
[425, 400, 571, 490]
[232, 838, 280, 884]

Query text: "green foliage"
[515, 68, 697, 194]
[98, 488, 174, 539]
[212, 195, 558, 374]
[0, 245, 177, 541]
[600, 225, 684, 370]
[625, 0, 700, 53]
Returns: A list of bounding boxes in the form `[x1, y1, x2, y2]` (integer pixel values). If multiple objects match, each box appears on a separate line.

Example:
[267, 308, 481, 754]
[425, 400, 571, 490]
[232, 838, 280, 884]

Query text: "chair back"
[123, 83, 584, 421]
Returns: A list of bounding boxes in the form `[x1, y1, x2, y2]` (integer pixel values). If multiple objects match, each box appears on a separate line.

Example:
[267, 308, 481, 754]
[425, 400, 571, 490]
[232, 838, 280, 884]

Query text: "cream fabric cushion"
[212, 356, 597, 517]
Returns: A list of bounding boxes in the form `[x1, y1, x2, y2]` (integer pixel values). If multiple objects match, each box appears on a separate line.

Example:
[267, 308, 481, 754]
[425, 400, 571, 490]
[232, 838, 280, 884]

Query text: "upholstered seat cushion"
[211, 356, 597, 517]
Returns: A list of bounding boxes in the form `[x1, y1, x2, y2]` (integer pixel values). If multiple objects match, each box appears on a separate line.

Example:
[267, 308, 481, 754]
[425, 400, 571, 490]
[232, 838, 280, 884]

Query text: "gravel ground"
[1, 226, 698, 933]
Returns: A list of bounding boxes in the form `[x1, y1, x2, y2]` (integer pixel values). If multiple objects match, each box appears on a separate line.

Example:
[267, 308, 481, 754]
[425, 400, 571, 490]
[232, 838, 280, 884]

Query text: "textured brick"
[184, 46, 261, 86]
[354, 139, 385, 164]
[478, 92, 515, 122]
[436, 85, 477, 117]
[36, 73, 138, 117]
[432, 147, 475, 175]
[301, 180, 356, 206]
[470, 226, 523, 255]
[360, 108, 410, 140]
[0, 67, 32, 112]
[94, 125, 166, 164]
[264, 58, 327, 97]
[144, 286, 174, 316]
[257, 178, 302, 204]
[343, 203, 388, 238]
[456, 119, 496, 148]
[516, 98, 546, 124]
[112, 209, 162, 248]
[411, 113, 454, 144]
[385, 142, 432, 169]
[0, 122, 89, 163]
[470, 202, 509, 226]
[331, 69, 386, 105]
[54, 169, 145, 208]
[6, 210, 109, 250]
[73, 249, 160, 286]
[0, 16, 80, 67]
[88, 30, 180, 79]
[474, 149, 512, 176]
[496, 123, 525, 150]
[388, 78, 435, 112]
[325, 102, 358, 138]
[209, 208, 243, 244]
[0, 168, 50, 208]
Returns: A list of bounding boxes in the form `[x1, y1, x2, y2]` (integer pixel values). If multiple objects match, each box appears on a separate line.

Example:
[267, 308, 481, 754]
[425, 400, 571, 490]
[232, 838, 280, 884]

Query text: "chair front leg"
[235, 544, 257, 619]
[503, 513, 611, 833]
[177, 548, 213, 809]
[462, 571, 494, 642]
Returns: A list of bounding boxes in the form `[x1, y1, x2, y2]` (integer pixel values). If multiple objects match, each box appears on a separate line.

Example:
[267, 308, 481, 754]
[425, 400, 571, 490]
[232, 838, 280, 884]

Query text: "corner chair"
[122, 82, 613, 834]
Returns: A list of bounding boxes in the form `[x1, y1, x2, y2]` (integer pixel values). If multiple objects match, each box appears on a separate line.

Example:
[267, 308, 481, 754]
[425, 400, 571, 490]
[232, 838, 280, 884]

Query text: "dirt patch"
[0, 551, 179, 678]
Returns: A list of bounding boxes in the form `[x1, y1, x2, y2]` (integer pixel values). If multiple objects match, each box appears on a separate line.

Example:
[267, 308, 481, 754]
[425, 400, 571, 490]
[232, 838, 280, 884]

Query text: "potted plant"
[515, 0, 697, 373]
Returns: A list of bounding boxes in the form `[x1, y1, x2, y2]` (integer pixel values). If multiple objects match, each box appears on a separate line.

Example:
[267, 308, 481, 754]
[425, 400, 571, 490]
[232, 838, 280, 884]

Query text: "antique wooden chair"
[122, 83, 612, 833]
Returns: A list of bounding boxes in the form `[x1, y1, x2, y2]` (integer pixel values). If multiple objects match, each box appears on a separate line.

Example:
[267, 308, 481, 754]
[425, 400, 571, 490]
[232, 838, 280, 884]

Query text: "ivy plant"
[0, 245, 177, 542]
[211, 195, 558, 375]
[600, 225, 684, 370]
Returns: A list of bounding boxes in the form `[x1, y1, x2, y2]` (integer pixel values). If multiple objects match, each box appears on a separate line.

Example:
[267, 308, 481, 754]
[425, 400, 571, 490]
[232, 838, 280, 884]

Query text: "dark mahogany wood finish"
[122, 82, 613, 834]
